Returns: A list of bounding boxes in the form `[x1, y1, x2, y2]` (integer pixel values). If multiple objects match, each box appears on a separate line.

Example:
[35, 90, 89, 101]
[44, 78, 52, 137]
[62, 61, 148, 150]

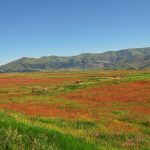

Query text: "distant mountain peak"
[0, 47, 150, 72]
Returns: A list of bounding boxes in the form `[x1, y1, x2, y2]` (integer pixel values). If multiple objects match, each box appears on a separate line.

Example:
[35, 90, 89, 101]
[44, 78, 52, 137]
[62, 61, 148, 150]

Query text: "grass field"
[0, 70, 150, 150]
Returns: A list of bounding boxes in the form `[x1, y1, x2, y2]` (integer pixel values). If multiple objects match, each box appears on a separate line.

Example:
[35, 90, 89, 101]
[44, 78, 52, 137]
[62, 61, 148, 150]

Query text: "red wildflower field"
[0, 102, 92, 119]
[65, 81, 150, 103]
[0, 71, 150, 149]
[0, 77, 79, 86]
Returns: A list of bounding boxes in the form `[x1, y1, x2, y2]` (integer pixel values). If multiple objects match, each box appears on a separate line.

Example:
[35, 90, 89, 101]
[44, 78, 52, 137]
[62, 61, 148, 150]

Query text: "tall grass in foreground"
[0, 111, 97, 150]
[0, 109, 150, 150]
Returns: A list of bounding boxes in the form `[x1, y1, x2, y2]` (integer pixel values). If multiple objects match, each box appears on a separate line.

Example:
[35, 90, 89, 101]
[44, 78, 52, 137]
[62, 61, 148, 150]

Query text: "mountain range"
[0, 47, 150, 72]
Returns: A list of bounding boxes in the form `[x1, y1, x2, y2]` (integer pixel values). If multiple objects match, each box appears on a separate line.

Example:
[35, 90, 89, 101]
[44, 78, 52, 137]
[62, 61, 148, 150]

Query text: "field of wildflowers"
[0, 70, 149, 150]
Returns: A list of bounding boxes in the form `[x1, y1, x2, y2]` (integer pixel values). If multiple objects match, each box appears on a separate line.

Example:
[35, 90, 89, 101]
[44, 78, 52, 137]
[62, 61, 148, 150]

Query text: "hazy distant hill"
[0, 47, 150, 72]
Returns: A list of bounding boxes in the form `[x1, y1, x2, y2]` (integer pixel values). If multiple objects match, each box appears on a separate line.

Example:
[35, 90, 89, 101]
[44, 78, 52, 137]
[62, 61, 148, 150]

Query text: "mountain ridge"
[0, 47, 150, 72]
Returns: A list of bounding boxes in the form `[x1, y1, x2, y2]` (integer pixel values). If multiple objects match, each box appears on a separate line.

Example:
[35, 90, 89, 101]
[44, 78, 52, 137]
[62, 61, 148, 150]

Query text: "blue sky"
[0, 0, 150, 65]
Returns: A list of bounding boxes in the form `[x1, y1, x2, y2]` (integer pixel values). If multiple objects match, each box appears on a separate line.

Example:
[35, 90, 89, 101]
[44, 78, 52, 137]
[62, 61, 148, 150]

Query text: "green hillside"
[0, 47, 150, 72]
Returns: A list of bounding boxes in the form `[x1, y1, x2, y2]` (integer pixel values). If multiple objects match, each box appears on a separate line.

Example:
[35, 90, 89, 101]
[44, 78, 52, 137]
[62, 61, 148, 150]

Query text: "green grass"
[0, 111, 97, 150]
[31, 117, 96, 130]
[123, 72, 150, 81]
[1, 108, 149, 150]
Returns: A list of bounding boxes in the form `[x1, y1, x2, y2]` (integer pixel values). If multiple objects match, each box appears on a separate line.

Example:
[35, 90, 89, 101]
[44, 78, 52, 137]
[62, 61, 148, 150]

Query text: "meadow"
[0, 70, 149, 150]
